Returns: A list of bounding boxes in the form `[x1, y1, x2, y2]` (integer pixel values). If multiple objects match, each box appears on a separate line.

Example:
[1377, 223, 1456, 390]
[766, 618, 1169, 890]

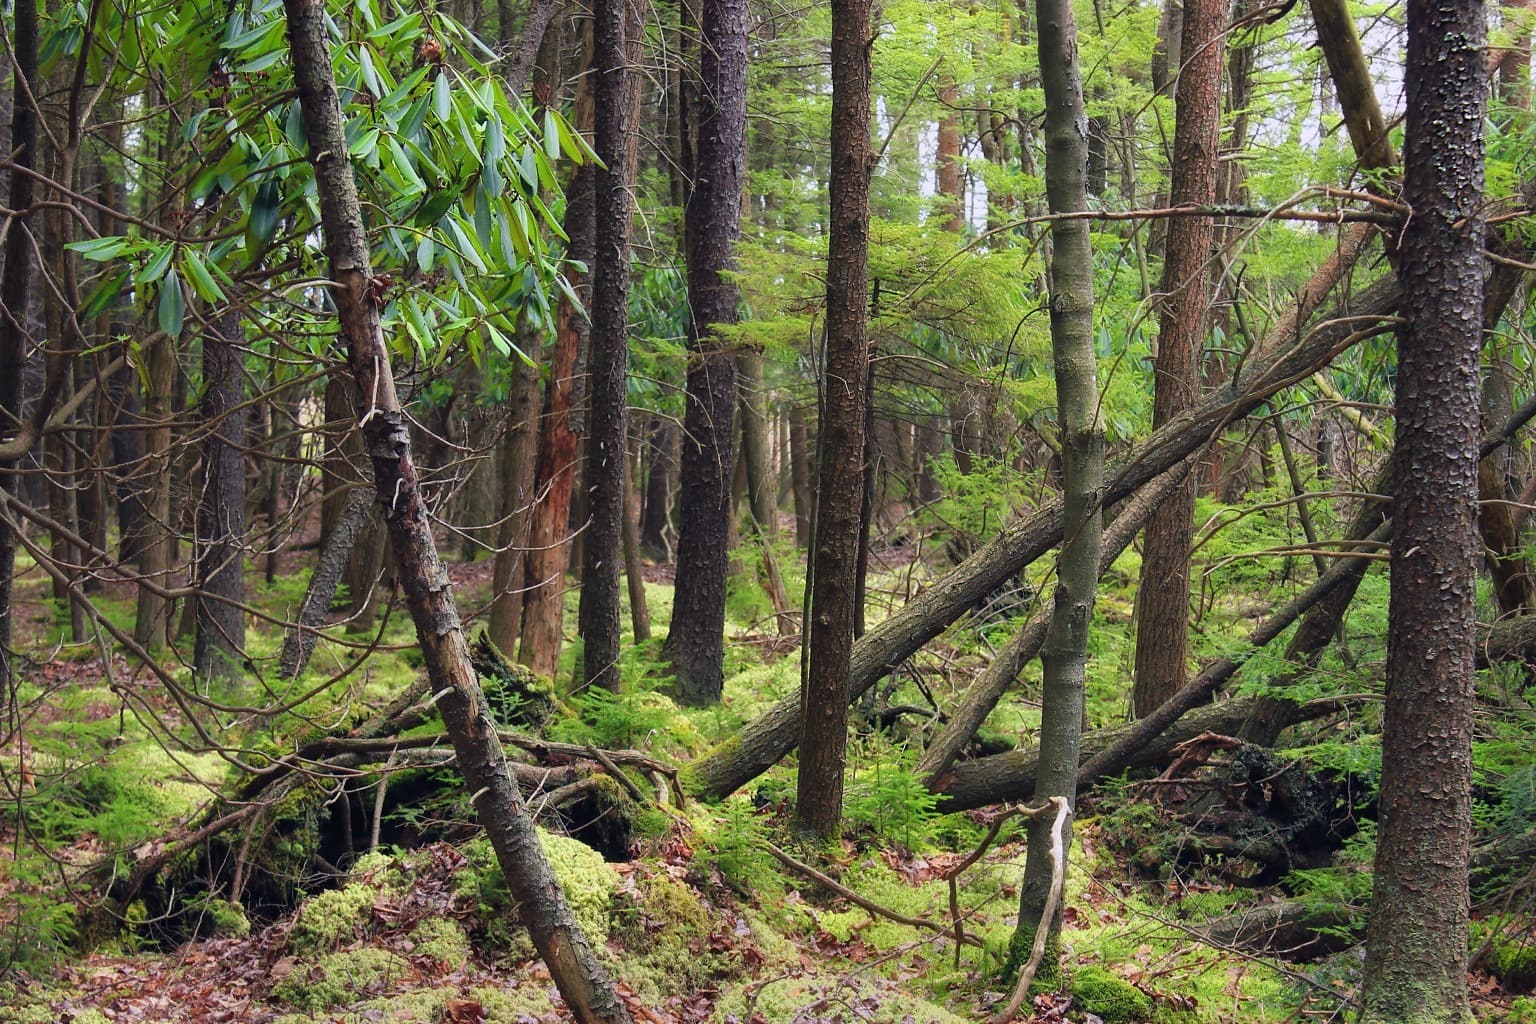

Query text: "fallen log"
[1196, 898, 1361, 959]
[686, 274, 1398, 801]
[927, 693, 1340, 813]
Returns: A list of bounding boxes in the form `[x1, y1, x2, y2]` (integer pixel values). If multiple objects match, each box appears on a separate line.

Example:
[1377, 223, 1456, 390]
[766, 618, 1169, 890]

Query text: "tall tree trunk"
[1131, 0, 1226, 717]
[794, 0, 872, 840]
[193, 313, 247, 684]
[282, 5, 632, 1021]
[134, 337, 178, 651]
[1359, 0, 1485, 1019]
[578, 0, 639, 693]
[520, 38, 595, 680]
[623, 437, 650, 642]
[664, 0, 748, 706]
[0, 0, 38, 688]
[935, 80, 963, 231]
[639, 414, 677, 558]
[1008, 0, 1104, 980]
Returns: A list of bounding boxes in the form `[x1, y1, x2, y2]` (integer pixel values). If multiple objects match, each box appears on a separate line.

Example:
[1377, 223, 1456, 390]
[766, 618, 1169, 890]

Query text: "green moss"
[612, 871, 743, 1001]
[345, 987, 450, 1022]
[716, 975, 968, 1024]
[192, 897, 250, 939]
[470, 981, 558, 1022]
[1070, 966, 1152, 1024]
[407, 917, 472, 966]
[1002, 926, 1063, 995]
[457, 830, 620, 948]
[270, 948, 412, 1010]
[287, 882, 379, 953]
[1487, 934, 1536, 992]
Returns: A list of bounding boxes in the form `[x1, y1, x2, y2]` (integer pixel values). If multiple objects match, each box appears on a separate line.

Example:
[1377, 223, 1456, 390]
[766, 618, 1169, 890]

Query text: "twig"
[990, 796, 1071, 1024]
[763, 840, 982, 946]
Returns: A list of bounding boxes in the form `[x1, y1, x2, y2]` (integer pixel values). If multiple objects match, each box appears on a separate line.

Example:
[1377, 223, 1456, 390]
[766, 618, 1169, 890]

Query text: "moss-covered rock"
[270, 948, 413, 1010]
[1070, 966, 1152, 1024]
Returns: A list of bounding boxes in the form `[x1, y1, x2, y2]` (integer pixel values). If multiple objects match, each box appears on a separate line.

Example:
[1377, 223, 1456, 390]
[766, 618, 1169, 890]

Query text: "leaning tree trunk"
[794, 0, 873, 841]
[684, 272, 1400, 802]
[282, 5, 632, 1022]
[1360, 0, 1485, 1019]
[1008, 0, 1104, 984]
[664, 0, 748, 706]
[1131, 0, 1227, 717]
[578, 0, 638, 693]
[194, 311, 247, 684]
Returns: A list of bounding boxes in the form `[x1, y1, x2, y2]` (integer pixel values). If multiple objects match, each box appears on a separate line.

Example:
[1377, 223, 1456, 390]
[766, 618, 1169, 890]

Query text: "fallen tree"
[684, 271, 1400, 800]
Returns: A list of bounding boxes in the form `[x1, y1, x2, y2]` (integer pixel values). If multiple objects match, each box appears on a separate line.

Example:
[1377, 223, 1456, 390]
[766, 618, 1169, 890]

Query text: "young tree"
[1360, 0, 1486, 1019]
[1005, 0, 1104, 987]
[794, 0, 873, 840]
[664, 0, 749, 705]
[282, 3, 631, 1019]
[1131, 0, 1228, 716]
[579, 0, 638, 692]
[193, 313, 247, 684]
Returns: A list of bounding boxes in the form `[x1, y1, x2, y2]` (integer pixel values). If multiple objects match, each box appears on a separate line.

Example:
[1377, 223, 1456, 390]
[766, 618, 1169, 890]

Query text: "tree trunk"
[794, 0, 872, 840]
[487, 337, 543, 653]
[278, 487, 374, 679]
[622, 438, 651, 642]
[664, 0, 748, 706]
[1010, 0, 1104, 977]
[1131, 0, 1226, 717]
[193, 313, 247, 685]
[283, 6, 632, 1021]
[1360, 0, 1485, 1018]
[578, 0, 640, 693]
[935, 80, 963, 231]
[521, 48, 595, 680]
[134, 337, 178, 651]
[0, 0, 37, 690]
[788, 402, 812, 547]
[639, 414, 677, 558]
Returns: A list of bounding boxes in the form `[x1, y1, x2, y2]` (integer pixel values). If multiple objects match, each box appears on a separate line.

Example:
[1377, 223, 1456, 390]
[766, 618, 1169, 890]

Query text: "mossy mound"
[715, 973, 969, 1024]
[1070, 966, 1153, 1024]
[611, 868, 748, 1000]
[271, 948, 414, 1010]
[407, 916, 472, 966]
[1487, 932, 1536, 993]
[287, 882, 382, 954]
[457, 831, 620, 948]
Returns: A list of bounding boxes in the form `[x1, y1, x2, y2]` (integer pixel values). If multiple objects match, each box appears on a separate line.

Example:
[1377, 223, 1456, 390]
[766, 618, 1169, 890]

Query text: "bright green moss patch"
[407, 917, 472, 966]
[270, 948, 413, 1010]
[1070, 966, 1152, 1024]
[287, 882, 379, 954]
[458, 830, 620, 947]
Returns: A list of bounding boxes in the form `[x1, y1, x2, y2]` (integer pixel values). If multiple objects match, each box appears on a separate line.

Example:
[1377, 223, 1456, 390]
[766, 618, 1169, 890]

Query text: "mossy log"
[1196, 899, 1360, 959]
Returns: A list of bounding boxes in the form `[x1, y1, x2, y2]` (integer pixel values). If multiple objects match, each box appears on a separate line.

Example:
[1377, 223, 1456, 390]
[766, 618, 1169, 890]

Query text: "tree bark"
[788, 402, 812, 547]
[1360, 0, 1485, 1018]
[1131, 0, 1227, 718]
[283, 4, 632, 1021]
[794, 0, 873, 840]
[194, 313, 247, 684]
[639, 414, 677, 558]
[579, 0, 639, 693]
[133, 337, 178, 651]
[487, 347, 543, 654]
[0, 0, 37, 689]
[664, 0, 748, 706]
[1011, 0, 1104, 973]
[278, 487, 374, 679]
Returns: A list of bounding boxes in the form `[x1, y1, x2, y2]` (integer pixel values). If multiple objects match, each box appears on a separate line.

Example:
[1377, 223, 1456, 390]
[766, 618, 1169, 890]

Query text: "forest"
[0, 0, 1530, 1021]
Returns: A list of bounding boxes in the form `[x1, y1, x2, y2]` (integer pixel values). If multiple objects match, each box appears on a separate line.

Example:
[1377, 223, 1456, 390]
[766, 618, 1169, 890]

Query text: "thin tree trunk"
[487, 340, 543, 653]
[788, 403, 812, 547]
[279, 487, 374, 679]
[282, 6, 632, 1020]
[1009, 0, 1104, 981]
[1131, 0, 1227, 717]
[1360, 0, 1485, 1017]
[134, 337, 177, 651]
[639, 414, 676, 558]
[794, 0, 873, 840]
[664, 0, 748, 706]
[194, 313, 247, 684]
[622, 439, 650, 642]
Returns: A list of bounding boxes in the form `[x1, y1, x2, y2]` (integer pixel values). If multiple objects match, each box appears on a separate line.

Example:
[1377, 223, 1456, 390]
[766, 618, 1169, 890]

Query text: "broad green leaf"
[80, 268, 131, 321]
[158, 271, 184, 338]
[181, 251, 226, 303]
[136, 243, 174, 286]
[66, 236, 132, 261]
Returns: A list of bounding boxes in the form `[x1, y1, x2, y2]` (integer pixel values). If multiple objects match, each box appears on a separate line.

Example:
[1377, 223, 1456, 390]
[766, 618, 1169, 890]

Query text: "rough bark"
[133, 337, 177, 651]
[639, 414, 676, 558]
[1012, 0, 1104, 971]
[0, 0, 37, 687]
[1360, 0, 1485, 1018]
[1132, 0, 1226, 718]
[664, 0, 748, 705]
[684, 272, 1399, 801]
[193, 314, 247, 684]
[788, 403, 812, 547]
[793, 0, 873, 841]
[579, 0, 637, 693]
[283, 5, 632, 1020]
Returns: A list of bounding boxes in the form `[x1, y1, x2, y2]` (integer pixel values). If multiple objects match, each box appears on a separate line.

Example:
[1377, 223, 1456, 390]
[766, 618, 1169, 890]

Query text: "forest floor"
[1, 521, 1533, 1024]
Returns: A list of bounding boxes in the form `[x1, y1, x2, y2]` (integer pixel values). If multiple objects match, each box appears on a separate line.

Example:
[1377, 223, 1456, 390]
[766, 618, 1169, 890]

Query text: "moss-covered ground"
[1, 531, 1531, 1023]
